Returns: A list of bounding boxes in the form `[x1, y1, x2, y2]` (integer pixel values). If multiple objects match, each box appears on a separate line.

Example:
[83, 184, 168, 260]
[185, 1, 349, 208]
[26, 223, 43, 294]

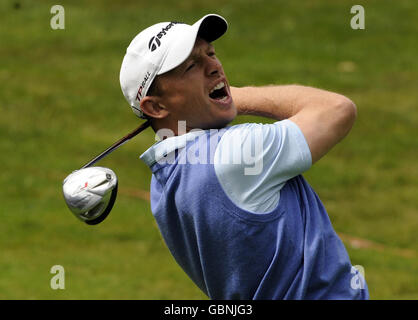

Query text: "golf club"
[63, 120, 151, 225]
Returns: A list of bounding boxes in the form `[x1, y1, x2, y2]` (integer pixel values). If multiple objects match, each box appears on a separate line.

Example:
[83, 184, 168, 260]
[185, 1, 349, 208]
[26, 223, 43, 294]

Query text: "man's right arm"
[230, 85, 357, 164]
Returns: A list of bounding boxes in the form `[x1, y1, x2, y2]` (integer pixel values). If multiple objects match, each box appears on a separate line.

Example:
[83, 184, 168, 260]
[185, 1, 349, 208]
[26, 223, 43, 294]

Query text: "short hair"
[141, 77, 162, 120]
[147, 76, 162, 97]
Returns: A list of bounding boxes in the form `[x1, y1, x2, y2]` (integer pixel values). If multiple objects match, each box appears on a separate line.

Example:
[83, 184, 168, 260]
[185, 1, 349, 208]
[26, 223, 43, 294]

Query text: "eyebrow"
[187, 42, 215, 63]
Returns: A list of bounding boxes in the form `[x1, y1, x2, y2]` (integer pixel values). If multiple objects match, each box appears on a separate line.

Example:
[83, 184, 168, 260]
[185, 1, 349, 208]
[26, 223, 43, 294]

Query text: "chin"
[207, 112, 237, 130]
[218, 107, 238, 128]
[196, 100, 237, 130]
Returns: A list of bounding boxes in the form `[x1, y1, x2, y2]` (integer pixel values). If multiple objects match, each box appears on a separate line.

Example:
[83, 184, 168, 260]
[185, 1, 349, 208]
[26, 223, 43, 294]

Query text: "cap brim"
[195, 14, 228, 43]
[158, 14, 228, 75]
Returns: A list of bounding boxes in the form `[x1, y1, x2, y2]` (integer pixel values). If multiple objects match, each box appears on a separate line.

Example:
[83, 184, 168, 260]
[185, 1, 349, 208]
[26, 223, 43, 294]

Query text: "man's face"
[155, 37, 237, 131]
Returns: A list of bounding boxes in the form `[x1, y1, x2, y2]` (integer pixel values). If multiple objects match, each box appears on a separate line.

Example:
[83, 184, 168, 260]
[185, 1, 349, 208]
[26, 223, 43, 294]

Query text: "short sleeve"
[214, 119, 312, 213]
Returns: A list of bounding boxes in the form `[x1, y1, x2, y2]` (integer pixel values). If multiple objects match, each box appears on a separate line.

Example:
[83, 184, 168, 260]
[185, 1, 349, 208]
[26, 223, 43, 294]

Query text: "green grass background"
[1, 0, 417, 299]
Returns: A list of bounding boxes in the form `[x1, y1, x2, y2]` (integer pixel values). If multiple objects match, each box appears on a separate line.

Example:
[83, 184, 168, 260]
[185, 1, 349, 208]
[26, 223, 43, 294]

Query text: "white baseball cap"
[119, 14, 228, 118]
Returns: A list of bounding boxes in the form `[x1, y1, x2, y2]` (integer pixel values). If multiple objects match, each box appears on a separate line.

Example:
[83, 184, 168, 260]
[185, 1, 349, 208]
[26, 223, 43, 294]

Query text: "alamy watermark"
[50, 265, 65, 290]
[350, 265, 366, 290]
[50, 5, 65, 30]
[350, 5, 365, 30]
[154, 121, 264, 175]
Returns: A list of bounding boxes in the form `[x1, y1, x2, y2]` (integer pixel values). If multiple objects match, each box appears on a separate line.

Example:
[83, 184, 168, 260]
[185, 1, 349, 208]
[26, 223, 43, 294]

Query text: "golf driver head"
[63, 167, 118, 225]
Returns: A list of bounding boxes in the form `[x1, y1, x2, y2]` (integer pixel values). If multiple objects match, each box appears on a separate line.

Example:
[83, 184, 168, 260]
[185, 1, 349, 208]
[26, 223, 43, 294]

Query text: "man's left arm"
[230, 85, 357, 164]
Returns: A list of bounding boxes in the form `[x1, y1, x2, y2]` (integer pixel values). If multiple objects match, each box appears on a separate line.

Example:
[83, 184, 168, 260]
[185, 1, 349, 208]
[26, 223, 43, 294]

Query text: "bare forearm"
[231, 84, 351, 120]
[231, 84, 357, 163]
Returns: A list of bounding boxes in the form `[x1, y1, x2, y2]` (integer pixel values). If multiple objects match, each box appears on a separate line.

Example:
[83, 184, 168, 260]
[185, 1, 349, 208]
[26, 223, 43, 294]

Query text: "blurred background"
[0, 0, 417, 299]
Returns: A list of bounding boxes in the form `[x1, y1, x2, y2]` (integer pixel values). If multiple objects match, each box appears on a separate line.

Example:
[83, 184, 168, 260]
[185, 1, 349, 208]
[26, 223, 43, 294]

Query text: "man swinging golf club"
[88, 13, 370, 299]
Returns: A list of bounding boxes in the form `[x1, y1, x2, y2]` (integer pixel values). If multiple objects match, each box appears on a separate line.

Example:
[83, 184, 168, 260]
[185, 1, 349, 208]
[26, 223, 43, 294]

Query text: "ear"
[139, 96, 169, 119]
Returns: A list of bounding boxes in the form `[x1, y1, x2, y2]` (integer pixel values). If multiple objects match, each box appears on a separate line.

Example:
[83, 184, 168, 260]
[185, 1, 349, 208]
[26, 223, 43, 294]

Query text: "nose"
[205, 56, 222, 77]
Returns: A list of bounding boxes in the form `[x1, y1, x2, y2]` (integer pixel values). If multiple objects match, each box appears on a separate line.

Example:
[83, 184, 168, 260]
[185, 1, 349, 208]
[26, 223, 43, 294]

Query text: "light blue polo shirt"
[140, 120, 369, 299]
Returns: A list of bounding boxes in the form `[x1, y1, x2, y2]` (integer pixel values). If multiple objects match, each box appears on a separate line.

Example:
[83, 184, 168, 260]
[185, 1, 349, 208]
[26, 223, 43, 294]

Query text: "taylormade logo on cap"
[148, 21, 182, 52]
[119, 14, 228, 119]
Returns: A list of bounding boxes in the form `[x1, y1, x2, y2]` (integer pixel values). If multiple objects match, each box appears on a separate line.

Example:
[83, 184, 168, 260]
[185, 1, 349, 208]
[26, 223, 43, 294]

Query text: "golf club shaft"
[81, 120, 151, 169]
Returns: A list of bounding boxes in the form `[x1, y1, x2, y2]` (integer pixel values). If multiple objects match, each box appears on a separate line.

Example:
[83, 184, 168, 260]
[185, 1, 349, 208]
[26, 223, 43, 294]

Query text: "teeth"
[210, 81, 225, 94]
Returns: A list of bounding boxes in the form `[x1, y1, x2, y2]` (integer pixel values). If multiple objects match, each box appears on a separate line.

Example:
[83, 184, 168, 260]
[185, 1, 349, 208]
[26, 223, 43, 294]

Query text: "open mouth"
[209, 81, 229, 102]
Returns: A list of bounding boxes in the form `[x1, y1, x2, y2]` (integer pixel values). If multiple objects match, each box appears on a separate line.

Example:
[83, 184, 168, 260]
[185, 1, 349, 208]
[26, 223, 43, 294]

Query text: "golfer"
[120, 14, 369, 299]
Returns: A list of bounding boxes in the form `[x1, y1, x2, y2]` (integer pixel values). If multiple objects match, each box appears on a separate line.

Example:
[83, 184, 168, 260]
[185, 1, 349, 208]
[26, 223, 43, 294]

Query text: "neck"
[151, 118, 189, 139]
